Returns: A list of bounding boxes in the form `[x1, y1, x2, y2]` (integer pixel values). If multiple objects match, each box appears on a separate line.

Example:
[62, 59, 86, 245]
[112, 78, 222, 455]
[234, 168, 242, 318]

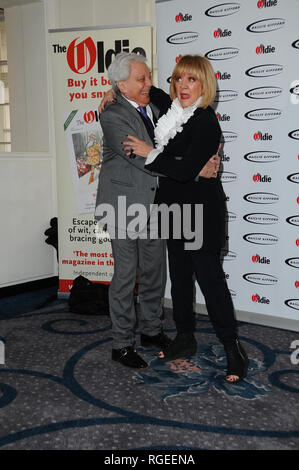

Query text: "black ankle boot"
[223, 339, 249, 383]
[159, 333, 197, 361]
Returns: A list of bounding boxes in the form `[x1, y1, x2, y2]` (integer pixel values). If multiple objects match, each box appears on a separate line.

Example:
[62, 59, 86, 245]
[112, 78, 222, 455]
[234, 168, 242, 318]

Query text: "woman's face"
[174, 72, 203, 108]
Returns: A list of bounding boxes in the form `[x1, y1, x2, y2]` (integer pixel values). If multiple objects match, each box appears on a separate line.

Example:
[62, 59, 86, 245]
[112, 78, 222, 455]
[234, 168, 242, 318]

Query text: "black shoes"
[223, 339, 249, 383]
[140, 331, 172, 349]
[111, 346, 148, 369]
[159, 333, 198, 361]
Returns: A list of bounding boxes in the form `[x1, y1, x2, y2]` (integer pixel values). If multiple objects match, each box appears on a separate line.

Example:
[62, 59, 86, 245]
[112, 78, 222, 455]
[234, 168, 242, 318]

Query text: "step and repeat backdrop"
[156, 0, 299, 325]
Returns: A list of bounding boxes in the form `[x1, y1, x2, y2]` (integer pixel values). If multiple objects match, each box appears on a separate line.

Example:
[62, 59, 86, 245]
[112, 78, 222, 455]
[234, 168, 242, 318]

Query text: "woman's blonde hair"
[169, 55, 216, 108]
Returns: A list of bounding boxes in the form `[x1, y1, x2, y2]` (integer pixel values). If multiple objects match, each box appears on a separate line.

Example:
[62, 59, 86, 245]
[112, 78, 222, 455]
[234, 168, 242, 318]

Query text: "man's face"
[117, 61, 152, 106]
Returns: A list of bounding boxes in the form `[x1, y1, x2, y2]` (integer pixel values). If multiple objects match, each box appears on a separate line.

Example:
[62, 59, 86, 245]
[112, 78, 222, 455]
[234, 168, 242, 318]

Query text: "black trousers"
[167, 239, 238, 344]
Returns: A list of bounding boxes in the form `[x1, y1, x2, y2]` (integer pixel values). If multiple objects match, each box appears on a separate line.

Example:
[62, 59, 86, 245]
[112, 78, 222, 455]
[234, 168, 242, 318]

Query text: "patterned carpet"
[0, 293, 298, 451]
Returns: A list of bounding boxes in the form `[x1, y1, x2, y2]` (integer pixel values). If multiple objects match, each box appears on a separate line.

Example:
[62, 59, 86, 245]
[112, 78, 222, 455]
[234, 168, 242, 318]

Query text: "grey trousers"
[109, 235, 166, 349]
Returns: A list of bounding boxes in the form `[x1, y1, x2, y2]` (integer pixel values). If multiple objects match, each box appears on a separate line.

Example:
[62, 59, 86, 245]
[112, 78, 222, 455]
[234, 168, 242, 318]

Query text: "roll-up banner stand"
[49, 24, 152, 294]
[155, 0, 299, 330]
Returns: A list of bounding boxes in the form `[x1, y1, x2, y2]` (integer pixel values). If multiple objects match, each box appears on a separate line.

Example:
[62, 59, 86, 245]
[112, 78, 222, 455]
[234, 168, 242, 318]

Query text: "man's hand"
[98, 88, 116, 114]
[198, 143, 221, 178]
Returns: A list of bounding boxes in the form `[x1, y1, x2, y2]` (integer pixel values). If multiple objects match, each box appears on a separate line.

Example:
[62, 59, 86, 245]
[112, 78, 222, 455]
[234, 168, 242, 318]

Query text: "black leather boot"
[223, 339, 249, 383]
[159, 333, 197, 361]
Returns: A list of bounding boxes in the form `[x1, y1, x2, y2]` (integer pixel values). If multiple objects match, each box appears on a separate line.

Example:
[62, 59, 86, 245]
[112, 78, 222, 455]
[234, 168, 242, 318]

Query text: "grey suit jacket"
[95, 92, 160, 231]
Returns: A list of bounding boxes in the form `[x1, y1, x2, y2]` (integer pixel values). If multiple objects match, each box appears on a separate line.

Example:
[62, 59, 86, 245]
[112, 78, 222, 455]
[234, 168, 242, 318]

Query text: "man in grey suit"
[95, 52, 170, 368]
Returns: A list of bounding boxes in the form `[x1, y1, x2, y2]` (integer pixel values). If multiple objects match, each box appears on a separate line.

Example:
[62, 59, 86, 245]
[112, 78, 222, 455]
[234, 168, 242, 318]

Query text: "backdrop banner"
[155, 0, 299, 324]
[50, 25, 152, 293]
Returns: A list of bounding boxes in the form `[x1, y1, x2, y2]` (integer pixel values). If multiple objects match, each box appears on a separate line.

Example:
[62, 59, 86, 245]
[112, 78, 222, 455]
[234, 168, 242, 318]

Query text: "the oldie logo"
[285, 258, 299, 269]
[166, 32, 199, 44]
[292, 39, 299, 50]
[215, 90, 238, 102]
[288, 129, 299, 140]
[205, 3, 241, 17]
[246, 18, 285, 33]
[245, 64, 283, 78]
[286, 215, 299, 227]
[252, 293, 270, 304]
[287, 173, 299, 184]
[245, 86, 282, 99]
[217, 112, 231, 122]
[213, 28, 232, 38]
[257, 0, 278, 8]
[256, 44, 275, 54]
[65, 37, 145, 74]
[83, 110, 96, 123]
[243, 192, 279, 204]
[175, 12, 192, 22]
[252, 173, 272, 182]
[219, 171, 237, 183]
[252, 254, 271, 264]
[245, 108, 282, 120]
[253, 131, 272, 141]
[243, 213, 278, 225]
[284, 299, 299, 311]
[243, 233, 278, 245]
[243, 273, 278, 285]
[244, 151, 280, 163]
[215, 71, 231, 80]
[221, 131, 238, 142]
[205, 47, 239, 60]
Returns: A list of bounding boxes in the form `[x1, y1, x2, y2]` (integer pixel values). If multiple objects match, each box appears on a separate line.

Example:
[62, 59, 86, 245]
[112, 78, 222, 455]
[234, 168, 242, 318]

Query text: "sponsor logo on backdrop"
[243, 192, 279, 204]
[213, 28, 232, 38]
[253, 131, 273, 141]
[244, 151, 280, 163]
[229, 289, 237, 298]
[257, 0, 278, 8]
[245, 86, 282, 99]
[292, 39, 299, 50]
[175, 13, 192, 22]
[256, 44, 276, 54]
[205, 48, 239, 60]
[288, 129, 299, 140]
[245, 64, 283, 78]
[295, 281, 299, 288]
[243, 273, 277, 285]
[245, 108, 282, 120]
[290, 82, 299, 104]
[243, 233, 278, 245]
[284, 299, 299, 311]
[217, 112, 231, 122]
[285, 258, 299, 269]
[166, 32, 199, 44]
[220, 250, 237, 261]
[226, 212, 237, 222]
[215, 71, 231, 80]
[221, 131, 238, 142]
[246, 18, 285, 33]
[244, 213, 279, 225]
[205, 3, 241, 17]
[252, 254, 271, 263]
[286, 216, 299, 227]
[252, 294, 270, 304]
[215, 90, 238, 101]
[287, 173, 299, 184]
[220, 171, 237, 183]
[66, 37, 145, 74]
[252, 173, 272, 182]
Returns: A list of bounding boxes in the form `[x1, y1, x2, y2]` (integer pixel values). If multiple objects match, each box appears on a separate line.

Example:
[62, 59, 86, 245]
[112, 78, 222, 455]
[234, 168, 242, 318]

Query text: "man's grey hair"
[108, 52, 147, 91]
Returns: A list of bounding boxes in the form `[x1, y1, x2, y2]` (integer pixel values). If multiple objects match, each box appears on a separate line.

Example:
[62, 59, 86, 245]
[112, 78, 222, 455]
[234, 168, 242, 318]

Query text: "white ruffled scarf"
[146, 96, 202, 165]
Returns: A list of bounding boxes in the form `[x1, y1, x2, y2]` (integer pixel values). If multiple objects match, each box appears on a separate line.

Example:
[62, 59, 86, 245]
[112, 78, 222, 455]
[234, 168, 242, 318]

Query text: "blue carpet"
[0, 291, 298, 450]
